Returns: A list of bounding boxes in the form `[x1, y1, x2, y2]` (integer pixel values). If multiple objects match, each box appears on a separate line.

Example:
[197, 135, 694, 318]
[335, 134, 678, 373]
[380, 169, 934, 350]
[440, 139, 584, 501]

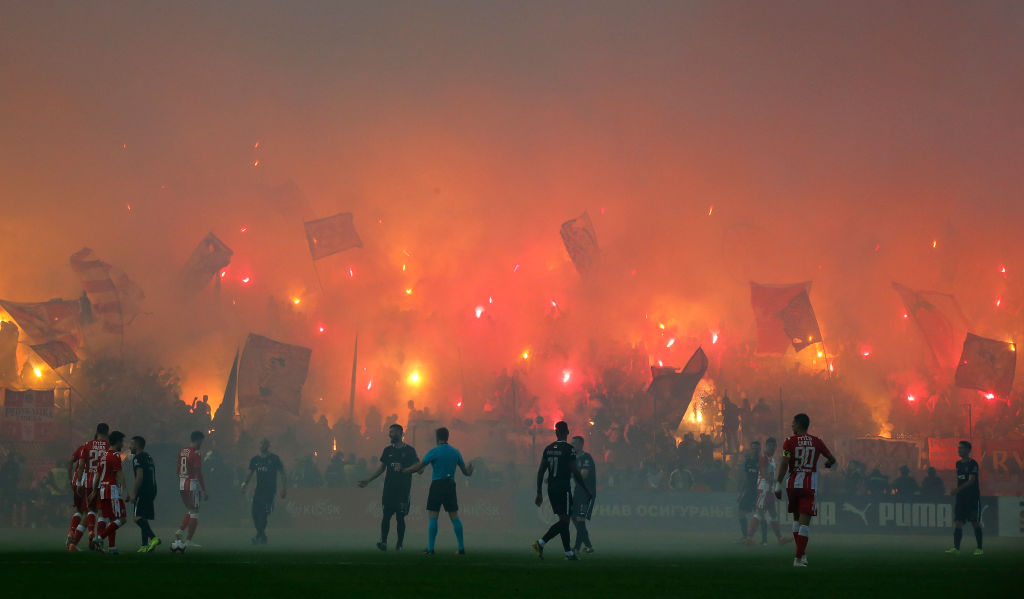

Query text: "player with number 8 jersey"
[175, 430, 208, 549]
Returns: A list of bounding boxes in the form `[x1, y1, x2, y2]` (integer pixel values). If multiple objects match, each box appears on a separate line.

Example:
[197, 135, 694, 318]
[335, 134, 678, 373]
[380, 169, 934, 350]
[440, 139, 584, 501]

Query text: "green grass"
[2, 529, 1019, 598]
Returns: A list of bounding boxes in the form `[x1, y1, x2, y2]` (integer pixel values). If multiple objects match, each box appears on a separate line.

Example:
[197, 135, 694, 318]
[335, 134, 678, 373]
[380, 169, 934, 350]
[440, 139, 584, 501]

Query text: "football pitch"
[2, 529, 1019, 598]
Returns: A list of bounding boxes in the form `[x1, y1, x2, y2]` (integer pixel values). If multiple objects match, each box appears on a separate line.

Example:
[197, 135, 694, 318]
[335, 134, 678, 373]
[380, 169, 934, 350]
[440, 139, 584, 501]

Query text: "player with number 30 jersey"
[774, 413, 835, 567]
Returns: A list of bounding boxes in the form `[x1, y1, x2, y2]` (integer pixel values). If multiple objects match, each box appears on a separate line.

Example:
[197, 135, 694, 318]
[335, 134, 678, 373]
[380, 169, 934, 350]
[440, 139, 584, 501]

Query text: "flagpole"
[312, 260, 327, 296]
[348, 334, 358, 421]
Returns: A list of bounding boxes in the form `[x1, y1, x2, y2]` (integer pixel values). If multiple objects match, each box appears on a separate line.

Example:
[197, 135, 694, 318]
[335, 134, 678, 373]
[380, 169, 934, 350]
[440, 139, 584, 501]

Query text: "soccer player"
[569, 435, 596, 554]
[127, 435, 160, 552]
[946, 440, 983, 555]
[774, 413, 835, 567]
[92, 431, 127, 554]
[402, 427, 474, 554]
[532, 421, 592, 561]
[737, 440, 761, 542]
[359, 423, 419, 551]
[241, 438, 286, 545]
[67, 423, 110, 551]
[745, 437, 789, 545]
[175, 430, 208, 549]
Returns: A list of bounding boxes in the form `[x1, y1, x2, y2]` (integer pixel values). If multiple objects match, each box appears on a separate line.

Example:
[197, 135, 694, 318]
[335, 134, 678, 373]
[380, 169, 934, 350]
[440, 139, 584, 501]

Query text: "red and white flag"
[1, 388, 55, 441]
[69, 248, 145, 335]
[0, 298, 83, 349]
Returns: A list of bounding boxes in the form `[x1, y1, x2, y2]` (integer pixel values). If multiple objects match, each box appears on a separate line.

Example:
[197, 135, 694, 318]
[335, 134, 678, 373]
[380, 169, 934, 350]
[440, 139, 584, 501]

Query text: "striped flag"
[69, 248, 145, 335]
[0, 298, 83, 349]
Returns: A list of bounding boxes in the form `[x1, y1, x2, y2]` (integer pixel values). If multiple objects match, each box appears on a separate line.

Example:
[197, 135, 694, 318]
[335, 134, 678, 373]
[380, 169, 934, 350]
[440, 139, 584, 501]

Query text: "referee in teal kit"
[403, 427, 474, 554]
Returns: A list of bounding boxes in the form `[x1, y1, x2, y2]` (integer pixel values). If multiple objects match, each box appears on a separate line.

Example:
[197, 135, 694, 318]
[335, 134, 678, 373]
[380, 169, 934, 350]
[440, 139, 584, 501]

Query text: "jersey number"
[794, 446, 816, 469]
[180, 455, 189, 476]
[88, 449, 104, 470]
[547, 457, 559, 478]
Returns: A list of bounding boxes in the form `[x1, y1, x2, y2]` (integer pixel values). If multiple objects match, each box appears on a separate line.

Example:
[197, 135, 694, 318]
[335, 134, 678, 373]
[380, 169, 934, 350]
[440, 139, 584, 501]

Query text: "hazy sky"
[1, 1, 1021, 418]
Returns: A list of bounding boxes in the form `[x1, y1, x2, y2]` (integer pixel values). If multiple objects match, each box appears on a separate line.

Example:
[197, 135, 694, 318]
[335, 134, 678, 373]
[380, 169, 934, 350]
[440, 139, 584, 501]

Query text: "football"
[170, 539, 186, 553]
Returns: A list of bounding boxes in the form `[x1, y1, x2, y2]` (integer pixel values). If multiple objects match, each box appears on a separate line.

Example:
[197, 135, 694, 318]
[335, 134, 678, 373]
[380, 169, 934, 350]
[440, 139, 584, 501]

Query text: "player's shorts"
[382, 496, 411, 516]
[954, 497, 980, 523]
[738, 489, 756, 513]
[252, 493, 275, 516]
[134, 489, 156, 521]
[180, 488, 201, 511]
[73, 486, 88, 512]
[98, 485, 126, 520]
[786, 487, 816, 517]
[755, 489, 777, 513]
[548, 485, 572, 517]
[426, 479, 458, 513]
[572, 494, 595, 520]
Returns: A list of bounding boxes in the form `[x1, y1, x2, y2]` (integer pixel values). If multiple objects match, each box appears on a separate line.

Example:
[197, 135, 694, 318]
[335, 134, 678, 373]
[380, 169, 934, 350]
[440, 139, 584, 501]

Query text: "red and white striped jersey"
[756, 452, 777, 492]
[75, 439, 109, 488]
[177, 447, 205, 492]
[96, 449, 122, 488]
[781, 434, 832, 491]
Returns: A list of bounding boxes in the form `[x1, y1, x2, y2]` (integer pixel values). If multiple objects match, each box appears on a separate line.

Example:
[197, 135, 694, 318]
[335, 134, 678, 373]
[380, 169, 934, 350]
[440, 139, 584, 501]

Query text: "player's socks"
[100, 520, 122, 539]
[69, 512, 82, 537]
[396, 515, 406, 548]
[745, 516, 760, 540]
[179, 514, 191, 533]
[186, 513, 199, 540]
[380, 514, 390, 545]
[71, 524, 86, 546]
[427, 517, 438, 552]
[96, 518, 108, 539]
[452, 517, 465, 552]
[541, 522, 561, 544]
[86, 512, 96, 536]
[573, 520, 591, 550]
[792, 521, 800, 545]
[974, 525, 983, 550]
[953, 527, 963, 550]
[558, 519, 572, 552]
[795, 525, 810, 558]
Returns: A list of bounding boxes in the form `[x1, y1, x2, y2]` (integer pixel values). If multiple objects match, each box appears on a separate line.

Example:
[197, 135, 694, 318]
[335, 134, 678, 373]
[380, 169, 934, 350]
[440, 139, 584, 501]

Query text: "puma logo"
[842, 502, 871, 526]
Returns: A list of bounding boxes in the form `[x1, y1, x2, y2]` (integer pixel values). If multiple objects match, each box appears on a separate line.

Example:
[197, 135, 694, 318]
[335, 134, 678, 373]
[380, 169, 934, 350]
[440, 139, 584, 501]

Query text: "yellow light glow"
[696, 412, 703, 423]
[658, 323, 666, 330]
[33, 366, 43, 378]
[817, 351, 824, 358]
[405, 288, 413, 295]
[407, 371, 421, 386]
[522, 350, 529, 360]
[291, 297, 301, 305]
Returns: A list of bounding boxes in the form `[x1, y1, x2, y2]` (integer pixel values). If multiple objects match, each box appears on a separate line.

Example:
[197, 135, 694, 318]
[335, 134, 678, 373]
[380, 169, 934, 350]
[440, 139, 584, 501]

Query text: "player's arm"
[73, 457, 85, 488]
[241, 467, 255, 489]
[359, 463, 387, 487]
[130, 464, 143, 503]
[66, 455, 77, 486]
[570, 459, 591, 498]
[401, 460, 427, 474]
[534, 458, 547, 506]
[117, 469, 127, 499]
[774, 455, 790, 499]
[195, 456, 208, 499]
[951, 472, 978, 496]
[819, 439, 837, 469]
